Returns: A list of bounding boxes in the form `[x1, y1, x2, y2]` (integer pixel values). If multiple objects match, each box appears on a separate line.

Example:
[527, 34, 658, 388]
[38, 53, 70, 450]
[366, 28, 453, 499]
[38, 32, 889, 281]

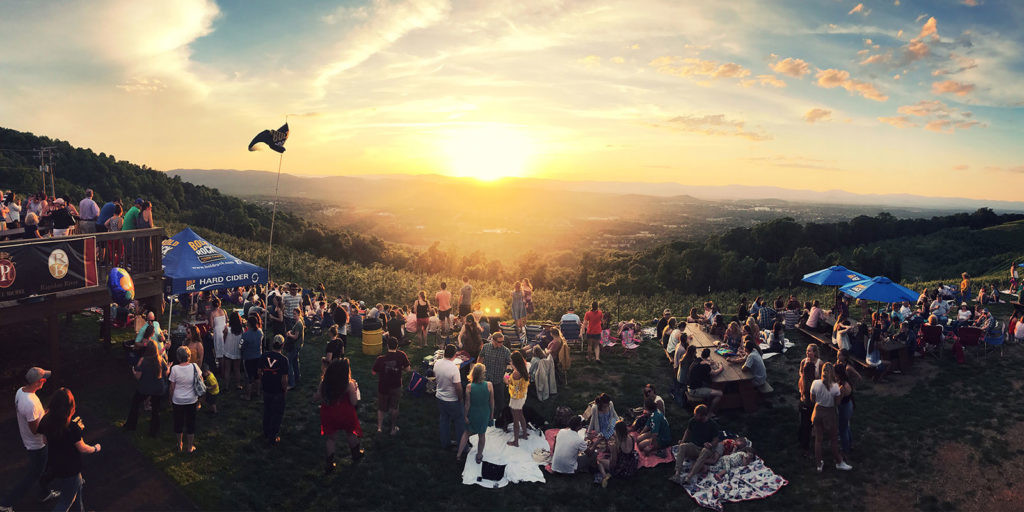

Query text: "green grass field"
[47, 300, 1012, 512]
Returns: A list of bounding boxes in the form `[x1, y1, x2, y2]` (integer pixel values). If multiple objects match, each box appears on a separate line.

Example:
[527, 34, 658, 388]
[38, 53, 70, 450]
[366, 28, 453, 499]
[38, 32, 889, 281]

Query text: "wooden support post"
[47, 298, 60, 372]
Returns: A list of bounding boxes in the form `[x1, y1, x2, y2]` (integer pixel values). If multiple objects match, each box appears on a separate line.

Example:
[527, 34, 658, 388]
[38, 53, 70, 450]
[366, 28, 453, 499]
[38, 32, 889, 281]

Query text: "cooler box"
[362, 328, 383, 355]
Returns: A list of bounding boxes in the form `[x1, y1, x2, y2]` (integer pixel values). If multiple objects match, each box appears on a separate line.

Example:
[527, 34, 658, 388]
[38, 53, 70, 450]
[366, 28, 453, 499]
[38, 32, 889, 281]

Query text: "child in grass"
[202, 365, 219, 414]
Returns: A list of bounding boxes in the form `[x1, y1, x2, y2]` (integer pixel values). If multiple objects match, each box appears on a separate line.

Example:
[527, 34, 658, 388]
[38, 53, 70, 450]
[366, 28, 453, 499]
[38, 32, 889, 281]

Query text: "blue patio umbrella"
[801, 265, 869, 286]
[839, 276, 919, 303]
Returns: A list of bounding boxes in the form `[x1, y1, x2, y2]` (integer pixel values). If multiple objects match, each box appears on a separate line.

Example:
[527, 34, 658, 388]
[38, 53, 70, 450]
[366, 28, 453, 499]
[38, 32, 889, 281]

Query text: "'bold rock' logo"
[48, 249, 69, 279]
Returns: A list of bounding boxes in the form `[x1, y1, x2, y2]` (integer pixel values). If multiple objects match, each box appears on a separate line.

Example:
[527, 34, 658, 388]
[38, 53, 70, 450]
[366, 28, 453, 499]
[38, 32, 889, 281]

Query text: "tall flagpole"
[267, 150, 284, 286]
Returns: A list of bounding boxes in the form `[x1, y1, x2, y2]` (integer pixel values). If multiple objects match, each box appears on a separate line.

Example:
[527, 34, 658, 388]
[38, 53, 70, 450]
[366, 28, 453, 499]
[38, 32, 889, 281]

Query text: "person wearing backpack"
[371, 335, 410, 436]
[168, 346, 204, 454]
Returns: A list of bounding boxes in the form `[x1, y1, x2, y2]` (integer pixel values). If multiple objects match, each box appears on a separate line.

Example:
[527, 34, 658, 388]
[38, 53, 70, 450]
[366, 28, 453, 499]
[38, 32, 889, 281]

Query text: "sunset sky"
[1, 0, 1022, 199]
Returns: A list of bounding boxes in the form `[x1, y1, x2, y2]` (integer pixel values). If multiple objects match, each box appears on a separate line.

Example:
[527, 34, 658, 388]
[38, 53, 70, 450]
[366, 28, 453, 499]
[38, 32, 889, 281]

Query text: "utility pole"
[37, 146, 56, 198]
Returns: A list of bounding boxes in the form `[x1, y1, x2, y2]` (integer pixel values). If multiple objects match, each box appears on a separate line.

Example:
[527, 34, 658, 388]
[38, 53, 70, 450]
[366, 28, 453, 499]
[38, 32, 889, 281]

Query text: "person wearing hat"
[50, 198, 77, 237]
[1, 367, 58, 509]
[656, 309, 672, 340]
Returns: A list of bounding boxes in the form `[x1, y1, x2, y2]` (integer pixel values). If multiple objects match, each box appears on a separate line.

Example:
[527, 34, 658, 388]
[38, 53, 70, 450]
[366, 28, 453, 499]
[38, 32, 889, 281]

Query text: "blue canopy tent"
[839, 276, 919, 304]
[162, 227, 268, 325]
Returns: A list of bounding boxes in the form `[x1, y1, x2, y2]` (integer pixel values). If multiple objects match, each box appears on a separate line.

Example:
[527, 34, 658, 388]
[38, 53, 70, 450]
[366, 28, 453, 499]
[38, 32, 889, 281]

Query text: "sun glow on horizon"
[441, 124, 536, 181]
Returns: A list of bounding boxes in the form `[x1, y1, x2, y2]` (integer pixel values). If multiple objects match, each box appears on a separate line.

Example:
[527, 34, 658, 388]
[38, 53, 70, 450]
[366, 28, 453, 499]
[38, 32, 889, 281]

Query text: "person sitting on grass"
[636, 397, 672, 457]
[202, 364, 219, 415]
[551, 415, 611, 487]
[743, 316, 761, 343]
[585, 393, 620, 440]
[708, 442, 756, 481]
[687, 349, 723, 416]
[671, 404, 722, 484]
[457, 363, 494, 464]
[766, 321, 785, 353]
[505, 351, 531, 447]
[609, 419, 639, 479]
[642, 383, 666, 415]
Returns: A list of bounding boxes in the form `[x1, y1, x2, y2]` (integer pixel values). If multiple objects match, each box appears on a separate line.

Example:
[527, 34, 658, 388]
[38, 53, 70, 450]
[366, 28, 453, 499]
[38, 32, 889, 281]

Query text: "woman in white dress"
[222, 311, 244, 391]
[208, 297, 227, 374]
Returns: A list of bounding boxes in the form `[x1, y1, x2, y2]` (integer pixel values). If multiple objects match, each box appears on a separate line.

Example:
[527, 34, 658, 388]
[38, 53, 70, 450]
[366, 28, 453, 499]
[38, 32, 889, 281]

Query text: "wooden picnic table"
[683, 324, 757, 412]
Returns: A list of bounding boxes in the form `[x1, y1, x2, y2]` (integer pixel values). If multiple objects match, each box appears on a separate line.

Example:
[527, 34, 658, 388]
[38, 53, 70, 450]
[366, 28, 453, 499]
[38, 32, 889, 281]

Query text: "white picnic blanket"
[461, 426, 550, 488]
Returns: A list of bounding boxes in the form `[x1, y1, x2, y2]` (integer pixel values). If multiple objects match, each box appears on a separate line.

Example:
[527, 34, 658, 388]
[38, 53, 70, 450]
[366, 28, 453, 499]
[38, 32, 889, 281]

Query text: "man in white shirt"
[1, 367, 57, 509]
[77, 189, 100, 234]
[559, 306, 580, 325]
[929, 298, 949, 322]
[551, 415, 610, 485]
[434, 344, 464, 449]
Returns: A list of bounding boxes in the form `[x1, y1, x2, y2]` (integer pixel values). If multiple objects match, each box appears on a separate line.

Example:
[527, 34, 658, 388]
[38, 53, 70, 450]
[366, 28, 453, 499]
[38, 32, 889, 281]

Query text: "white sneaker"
[816, 461, 824, 473]
[40, 490, 61, 502]
[836, 461, 853, 471]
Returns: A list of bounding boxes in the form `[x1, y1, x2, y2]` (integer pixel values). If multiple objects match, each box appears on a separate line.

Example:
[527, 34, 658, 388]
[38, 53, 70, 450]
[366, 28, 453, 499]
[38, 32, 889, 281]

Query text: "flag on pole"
[248, 123, 289, 153]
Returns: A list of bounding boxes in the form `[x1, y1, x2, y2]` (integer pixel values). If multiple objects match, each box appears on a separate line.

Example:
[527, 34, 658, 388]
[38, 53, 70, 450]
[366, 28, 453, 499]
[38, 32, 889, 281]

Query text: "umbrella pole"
[167, 295, 173, 332]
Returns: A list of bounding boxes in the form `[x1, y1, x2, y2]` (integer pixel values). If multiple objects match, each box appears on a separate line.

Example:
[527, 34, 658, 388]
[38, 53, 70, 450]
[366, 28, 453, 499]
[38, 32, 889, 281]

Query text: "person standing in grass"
[457, 363, 494, 463]
[260, 336, 289, 445]
[458, 277, 473, 318]
[434, 344, 464, 448]
[124, 343, 168, 437]
[1, 368, 57, 511]
[240, 314, 264, 401]
[505, 351, 530, 447]
[37, 388, 101, 512]
[477, 333, 512, 414]
[811, 363, 852, 472]
[168, 347, 201, 454]
[436, 282, 452, 325]
[798, 344, 821, 455]
[510, 281, 527, 339]
[583, 301, 604, 363]
[371, 336, 411, 436]
[414, 291, 431, 347]
[320, 358, 363, 473]
[284, 308, 305, 389]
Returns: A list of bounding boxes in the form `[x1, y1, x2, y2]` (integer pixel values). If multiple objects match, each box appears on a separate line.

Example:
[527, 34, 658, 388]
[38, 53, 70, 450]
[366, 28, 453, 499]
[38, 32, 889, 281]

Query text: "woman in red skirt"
[319, 358, 363, 473]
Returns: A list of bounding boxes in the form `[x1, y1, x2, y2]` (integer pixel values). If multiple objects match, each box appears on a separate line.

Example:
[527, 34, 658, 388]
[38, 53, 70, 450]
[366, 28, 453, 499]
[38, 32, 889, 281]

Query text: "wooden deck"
[0, 228, 166, 370]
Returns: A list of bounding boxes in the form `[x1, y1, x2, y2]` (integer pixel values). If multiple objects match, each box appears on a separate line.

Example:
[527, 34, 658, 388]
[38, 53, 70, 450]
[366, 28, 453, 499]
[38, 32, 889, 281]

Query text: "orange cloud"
[662, 114, 770, 141]
[848, 3, 869, 16]
[803, 108, 832, 123]
[815, 68, 888, 101]
[650, 57, 751, 80]
[878, 115, 916, 128]
[925, 119, 953, 133]
[742, 75, 786, 88]
[897, 100, 945, 116]
[770, 57, 810, 77]
[932, 80, 975, 96]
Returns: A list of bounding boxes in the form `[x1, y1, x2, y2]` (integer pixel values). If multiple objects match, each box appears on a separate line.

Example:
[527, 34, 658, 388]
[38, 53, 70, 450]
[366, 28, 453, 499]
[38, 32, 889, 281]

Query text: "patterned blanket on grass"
[670, 447, 788, 511]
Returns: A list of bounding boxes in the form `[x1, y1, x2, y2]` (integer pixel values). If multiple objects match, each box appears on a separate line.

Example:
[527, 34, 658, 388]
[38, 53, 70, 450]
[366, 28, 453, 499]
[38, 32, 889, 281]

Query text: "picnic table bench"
[680, 324, 759, 413]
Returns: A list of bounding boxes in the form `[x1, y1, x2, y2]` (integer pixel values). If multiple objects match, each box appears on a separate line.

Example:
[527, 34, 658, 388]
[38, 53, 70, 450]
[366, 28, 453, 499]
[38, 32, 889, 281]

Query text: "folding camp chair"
[917, 325, 944, 359]
[525, 324, 543, 345]
[560, 321, 583, 353]
[984, 321, 1005, 357]
[955, 326, 984, 360]
[620, 329, 641, 359]
[500, 324, 522, 349]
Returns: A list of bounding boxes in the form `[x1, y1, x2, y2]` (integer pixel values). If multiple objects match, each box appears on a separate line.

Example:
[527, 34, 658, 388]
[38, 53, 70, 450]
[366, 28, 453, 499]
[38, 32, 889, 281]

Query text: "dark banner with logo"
[0, 237, 98, 301]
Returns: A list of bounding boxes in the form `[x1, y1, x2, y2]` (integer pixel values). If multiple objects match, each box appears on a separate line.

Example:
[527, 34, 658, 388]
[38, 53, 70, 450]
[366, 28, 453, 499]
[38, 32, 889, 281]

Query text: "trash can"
[362, 328, 383, 355]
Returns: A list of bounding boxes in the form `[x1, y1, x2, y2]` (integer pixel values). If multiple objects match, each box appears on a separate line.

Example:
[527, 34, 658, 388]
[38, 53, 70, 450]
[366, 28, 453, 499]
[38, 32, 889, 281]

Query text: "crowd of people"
[5, 264, 1020, 510]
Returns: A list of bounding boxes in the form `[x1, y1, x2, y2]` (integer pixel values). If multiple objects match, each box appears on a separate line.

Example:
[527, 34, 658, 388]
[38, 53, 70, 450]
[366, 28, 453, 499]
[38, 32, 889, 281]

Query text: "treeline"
[0, 127, 387, 266]
[2, 126, 1020, 299]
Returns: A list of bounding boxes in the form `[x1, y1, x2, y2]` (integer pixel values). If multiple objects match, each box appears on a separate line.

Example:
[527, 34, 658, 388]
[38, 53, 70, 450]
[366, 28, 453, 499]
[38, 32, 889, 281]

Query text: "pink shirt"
[436, 290, 452, 311]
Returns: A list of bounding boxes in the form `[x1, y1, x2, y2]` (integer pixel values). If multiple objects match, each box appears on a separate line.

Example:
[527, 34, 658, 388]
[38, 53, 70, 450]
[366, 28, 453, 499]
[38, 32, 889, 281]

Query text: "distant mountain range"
[167, 169, 1024, 212]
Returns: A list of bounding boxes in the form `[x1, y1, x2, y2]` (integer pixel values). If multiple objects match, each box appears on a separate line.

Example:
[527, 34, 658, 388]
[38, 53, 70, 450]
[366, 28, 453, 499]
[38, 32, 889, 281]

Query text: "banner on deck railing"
[0, 237, 98, 301]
